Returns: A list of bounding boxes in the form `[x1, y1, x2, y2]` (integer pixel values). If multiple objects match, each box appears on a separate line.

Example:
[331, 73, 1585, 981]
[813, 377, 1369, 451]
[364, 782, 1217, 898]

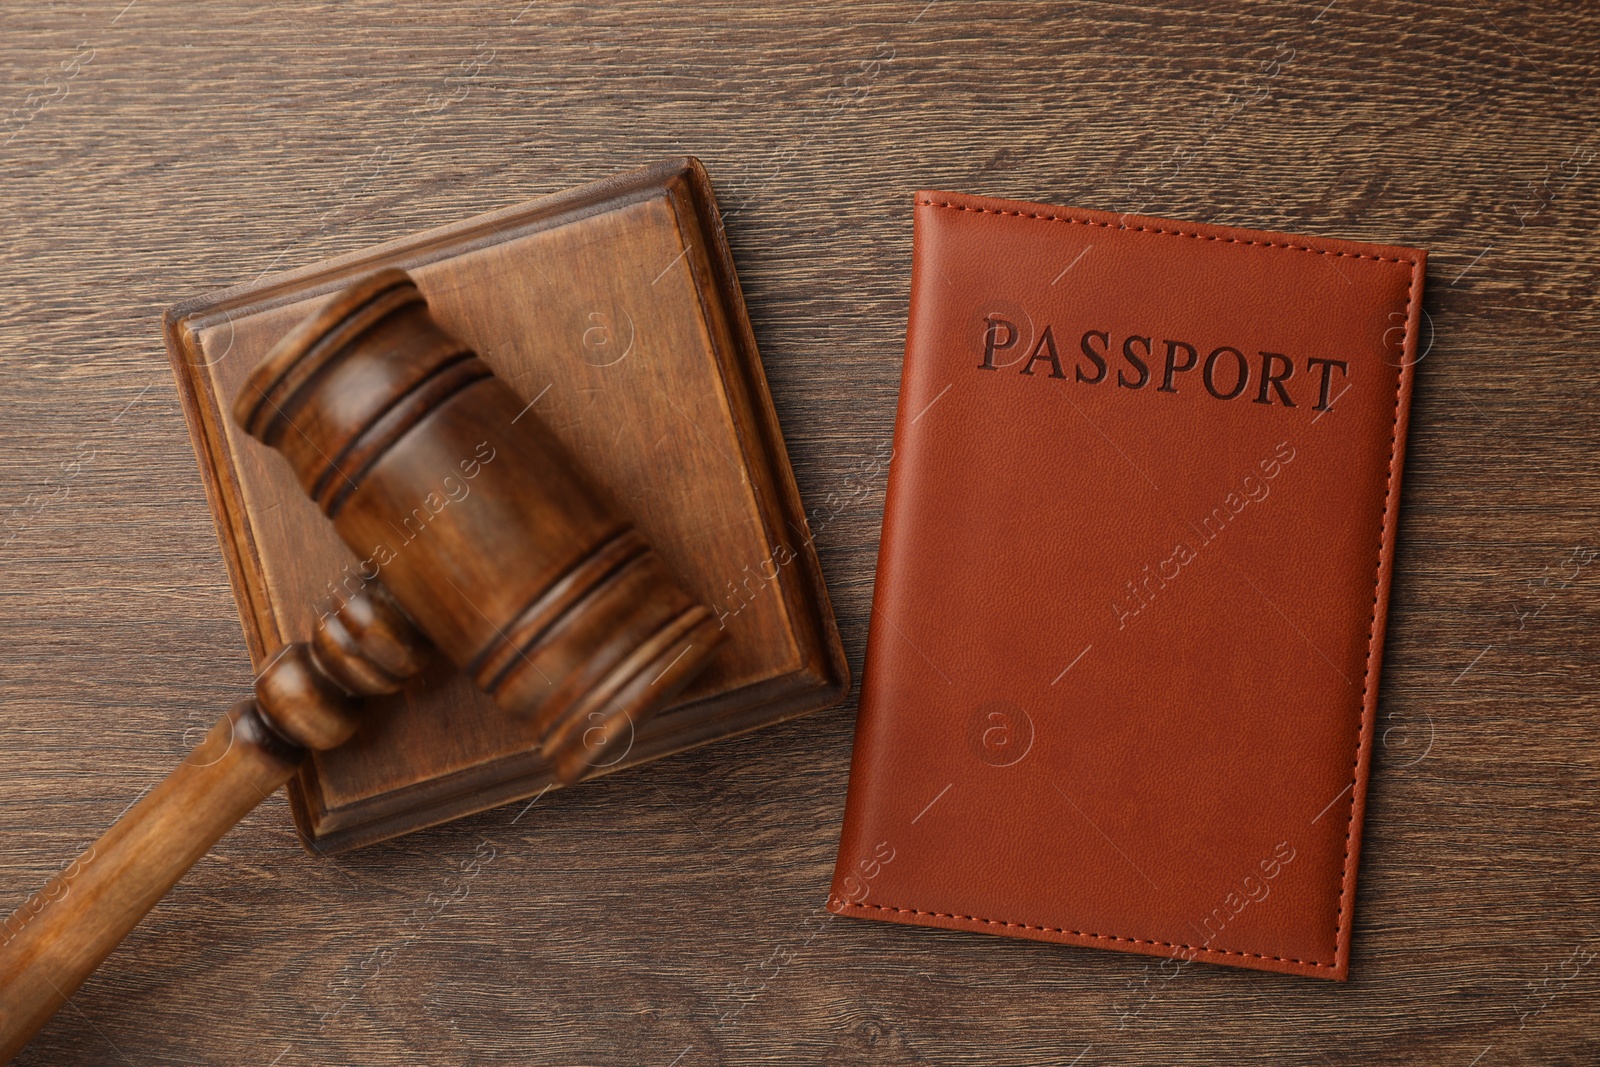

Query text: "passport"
[830, 189, 1425, 979]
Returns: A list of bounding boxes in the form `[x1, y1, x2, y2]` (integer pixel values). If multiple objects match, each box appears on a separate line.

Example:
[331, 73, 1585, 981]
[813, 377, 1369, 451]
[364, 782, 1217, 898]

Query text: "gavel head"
[231, 269, 724, 782]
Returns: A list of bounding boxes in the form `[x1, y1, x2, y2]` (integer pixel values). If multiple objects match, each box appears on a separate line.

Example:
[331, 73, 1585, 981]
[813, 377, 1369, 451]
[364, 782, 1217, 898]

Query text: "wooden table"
[2, 1, 1596, 1063]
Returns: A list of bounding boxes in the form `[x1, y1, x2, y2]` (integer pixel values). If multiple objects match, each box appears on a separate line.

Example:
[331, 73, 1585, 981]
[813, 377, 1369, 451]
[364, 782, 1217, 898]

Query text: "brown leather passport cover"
[830, 190, 1425, 980]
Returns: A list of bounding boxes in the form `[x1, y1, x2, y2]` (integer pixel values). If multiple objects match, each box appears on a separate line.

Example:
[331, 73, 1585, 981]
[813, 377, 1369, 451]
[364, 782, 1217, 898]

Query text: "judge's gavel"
[0, 269, 724, 1061]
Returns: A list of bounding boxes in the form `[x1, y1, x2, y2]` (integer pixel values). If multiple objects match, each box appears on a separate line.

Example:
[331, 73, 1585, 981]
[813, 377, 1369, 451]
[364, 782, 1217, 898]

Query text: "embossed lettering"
[1254, 351, 1295, 406]
[980, 316, 1017, 370]
[1077, 330, 1109, 383]
[1203, 346, 1250, 400]
[1020, 326, 1066, 378]
[1305, 357, 1349, 411]
[1159, 340, 1198, 392]
[1119, 335, 1151, 389]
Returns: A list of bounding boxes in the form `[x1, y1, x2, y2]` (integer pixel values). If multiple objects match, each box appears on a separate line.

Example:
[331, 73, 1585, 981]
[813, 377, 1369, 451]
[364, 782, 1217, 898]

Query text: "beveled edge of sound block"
[161, 157, 852, 853]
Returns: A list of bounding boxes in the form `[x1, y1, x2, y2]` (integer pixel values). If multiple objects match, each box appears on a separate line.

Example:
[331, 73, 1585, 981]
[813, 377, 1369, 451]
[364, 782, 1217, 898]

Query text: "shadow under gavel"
[0, 269, 724, 1061]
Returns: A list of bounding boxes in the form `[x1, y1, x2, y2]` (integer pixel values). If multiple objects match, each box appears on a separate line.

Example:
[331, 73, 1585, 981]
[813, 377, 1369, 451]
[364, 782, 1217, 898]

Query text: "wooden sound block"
[163, 158, 850, 854]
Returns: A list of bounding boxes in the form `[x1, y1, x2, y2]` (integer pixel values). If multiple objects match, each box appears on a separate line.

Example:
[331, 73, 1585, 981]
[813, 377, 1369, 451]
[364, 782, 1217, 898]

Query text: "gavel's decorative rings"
[232, 269, 725, 782]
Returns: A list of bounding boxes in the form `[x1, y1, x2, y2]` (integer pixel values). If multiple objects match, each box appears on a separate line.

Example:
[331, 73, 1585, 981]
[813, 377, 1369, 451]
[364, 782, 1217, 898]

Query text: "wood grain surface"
[1, 1, 1596, 1064]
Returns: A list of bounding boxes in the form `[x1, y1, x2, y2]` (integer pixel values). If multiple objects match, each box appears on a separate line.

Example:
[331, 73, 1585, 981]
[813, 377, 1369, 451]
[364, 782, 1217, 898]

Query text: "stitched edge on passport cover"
[836, 196, 1423, 973]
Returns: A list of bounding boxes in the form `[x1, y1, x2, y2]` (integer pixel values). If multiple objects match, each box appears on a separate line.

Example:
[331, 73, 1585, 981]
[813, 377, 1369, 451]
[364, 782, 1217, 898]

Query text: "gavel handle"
[0, 584, 425, 1062]
[0, 700, 303, 1063]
